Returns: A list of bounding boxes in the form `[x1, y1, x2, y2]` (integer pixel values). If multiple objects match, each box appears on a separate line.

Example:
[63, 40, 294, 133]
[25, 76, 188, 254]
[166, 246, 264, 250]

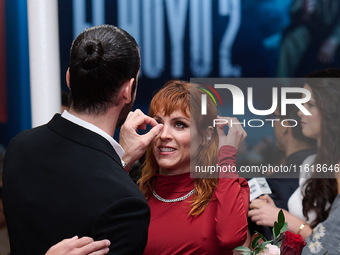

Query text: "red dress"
[143, 146, 250, 255]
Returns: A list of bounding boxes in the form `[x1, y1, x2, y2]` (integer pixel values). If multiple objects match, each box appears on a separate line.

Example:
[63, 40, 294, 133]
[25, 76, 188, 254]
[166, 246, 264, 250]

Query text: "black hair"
[69, 25, 140, 114]
[61, 91, 70, 108]
[302, 68, 340, 227]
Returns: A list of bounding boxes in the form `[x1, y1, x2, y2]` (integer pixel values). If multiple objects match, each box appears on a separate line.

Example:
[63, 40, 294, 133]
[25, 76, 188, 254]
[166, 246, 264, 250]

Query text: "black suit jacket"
[3, 114, 150, 255]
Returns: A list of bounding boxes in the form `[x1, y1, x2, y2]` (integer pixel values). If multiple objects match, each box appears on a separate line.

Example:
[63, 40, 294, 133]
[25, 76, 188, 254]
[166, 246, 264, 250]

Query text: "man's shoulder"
[10, 115, 62, 141]
[7, 123, 49, 150]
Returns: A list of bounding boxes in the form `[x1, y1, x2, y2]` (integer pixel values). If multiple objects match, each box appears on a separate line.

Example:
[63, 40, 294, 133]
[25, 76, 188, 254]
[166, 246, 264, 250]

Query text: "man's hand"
[45, 236, 110, 255]
[120, 109, 164, 166]
[215, 117, 247, 150]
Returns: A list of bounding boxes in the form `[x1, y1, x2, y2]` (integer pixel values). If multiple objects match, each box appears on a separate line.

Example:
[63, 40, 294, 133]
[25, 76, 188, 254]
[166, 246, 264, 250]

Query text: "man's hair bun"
[80, 39, 103, 70]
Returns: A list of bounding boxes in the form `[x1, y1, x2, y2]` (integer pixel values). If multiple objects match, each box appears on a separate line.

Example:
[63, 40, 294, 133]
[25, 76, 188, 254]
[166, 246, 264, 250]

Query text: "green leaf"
[254, 231, 268, 242]
[272, 237, 282, 246]
[278, 209, 285, 226]
[232, 246, 253, 255]
[232, 246, 252, 252]
[279, 222, 288, 235]
[251, 236, 261, 249]
[273, 221, 280, 239]
[256, 241, 272, 250]
[272, 223, 287, 244]
[322, 252, 328, 255]
[273, 209, 286, 240]
[272, 226, 276, 240]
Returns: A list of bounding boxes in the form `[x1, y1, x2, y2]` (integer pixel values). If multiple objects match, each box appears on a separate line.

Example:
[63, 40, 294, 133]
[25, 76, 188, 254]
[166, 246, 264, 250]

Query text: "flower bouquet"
[233, 210, 306, 255]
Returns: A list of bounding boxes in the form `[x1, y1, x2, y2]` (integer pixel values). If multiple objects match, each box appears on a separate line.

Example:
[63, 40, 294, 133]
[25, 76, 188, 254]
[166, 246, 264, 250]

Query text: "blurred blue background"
[1, 0, 339, 150]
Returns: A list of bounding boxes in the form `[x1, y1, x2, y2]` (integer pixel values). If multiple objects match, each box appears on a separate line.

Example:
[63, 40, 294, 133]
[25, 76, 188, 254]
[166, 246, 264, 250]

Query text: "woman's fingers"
[45, 237, 110, 255]
[215, 117, 247, 149]
[78, 239, 111, 255]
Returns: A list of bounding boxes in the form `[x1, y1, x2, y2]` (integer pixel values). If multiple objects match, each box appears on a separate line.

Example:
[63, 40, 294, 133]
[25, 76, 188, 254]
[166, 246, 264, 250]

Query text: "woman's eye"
[175, 122, 188, 128]
[155, 119, 163, 124]
[303, 102, 314, 109]
[307, 102, 315, 108]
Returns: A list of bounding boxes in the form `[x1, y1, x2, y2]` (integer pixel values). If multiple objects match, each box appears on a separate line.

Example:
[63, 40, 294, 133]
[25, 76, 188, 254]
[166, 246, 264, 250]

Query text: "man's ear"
[120, 77, 135, 104]
[66, 68, 71, 89]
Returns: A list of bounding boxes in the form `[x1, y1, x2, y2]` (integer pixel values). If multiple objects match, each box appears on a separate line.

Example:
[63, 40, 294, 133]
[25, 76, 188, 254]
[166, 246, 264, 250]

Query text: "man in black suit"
[3, 25, 163, 255]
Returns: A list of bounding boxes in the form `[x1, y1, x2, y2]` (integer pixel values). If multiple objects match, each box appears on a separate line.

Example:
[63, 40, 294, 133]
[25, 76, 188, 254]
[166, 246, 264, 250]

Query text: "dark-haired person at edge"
[249, 69, 340, 254]
[248, 97, 317, 240]
[47, 80, 250, 254]
[267, 100, 316, 212]
[3, 25, 164, 255]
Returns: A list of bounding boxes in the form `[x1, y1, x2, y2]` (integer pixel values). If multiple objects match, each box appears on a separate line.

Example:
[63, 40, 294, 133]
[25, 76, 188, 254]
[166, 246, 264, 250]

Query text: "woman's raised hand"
[215, 117, 247, 150]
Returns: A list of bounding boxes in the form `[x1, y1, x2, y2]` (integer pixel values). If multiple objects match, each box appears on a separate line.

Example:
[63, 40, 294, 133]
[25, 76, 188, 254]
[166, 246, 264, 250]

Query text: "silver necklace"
[152, 189, 195, 203]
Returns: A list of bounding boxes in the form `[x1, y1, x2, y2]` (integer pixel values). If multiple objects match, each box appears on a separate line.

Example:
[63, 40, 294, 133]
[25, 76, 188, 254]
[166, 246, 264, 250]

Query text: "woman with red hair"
[139, 80, 249, 254]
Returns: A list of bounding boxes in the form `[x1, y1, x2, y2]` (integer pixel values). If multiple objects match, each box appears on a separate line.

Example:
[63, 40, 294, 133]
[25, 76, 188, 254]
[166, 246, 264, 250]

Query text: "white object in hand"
[248, 177, 272, 202]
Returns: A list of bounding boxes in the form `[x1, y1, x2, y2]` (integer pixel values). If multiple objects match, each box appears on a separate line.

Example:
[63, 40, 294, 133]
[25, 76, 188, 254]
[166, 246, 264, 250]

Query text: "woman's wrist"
[297, 222, 307, 235]
[298, 222, 312, 240]
[285, 212, 312, 240]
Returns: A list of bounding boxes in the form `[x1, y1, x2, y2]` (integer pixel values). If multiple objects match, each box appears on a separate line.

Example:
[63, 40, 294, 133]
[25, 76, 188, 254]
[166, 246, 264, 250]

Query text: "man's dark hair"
[61, 91, 70, 108]
[69, 25, 140, 114]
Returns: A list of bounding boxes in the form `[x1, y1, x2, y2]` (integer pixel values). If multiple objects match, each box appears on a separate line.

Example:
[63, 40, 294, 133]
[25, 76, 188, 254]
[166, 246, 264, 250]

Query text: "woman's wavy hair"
[138, 80, 219, 216]
[302, 68, 340, 228]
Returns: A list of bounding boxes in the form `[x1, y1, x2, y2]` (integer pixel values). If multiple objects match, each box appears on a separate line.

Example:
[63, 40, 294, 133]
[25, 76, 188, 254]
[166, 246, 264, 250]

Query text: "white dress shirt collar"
[61, 110, 125, 159]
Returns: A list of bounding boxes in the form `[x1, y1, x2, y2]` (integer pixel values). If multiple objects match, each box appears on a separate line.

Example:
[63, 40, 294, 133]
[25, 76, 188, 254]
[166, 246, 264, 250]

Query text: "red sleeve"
[214, 145, 250, 250]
